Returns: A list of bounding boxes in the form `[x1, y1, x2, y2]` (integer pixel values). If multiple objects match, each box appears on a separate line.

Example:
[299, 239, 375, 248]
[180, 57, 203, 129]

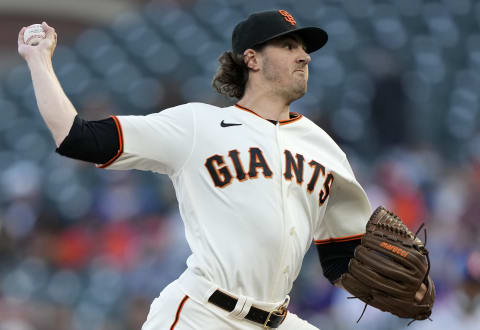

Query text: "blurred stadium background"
[0, 0, 479, 329]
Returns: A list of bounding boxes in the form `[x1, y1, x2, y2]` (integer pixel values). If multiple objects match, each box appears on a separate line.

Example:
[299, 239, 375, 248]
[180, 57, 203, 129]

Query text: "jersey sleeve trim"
[313, 233, 364, 245]
[97, 115, 124, 169]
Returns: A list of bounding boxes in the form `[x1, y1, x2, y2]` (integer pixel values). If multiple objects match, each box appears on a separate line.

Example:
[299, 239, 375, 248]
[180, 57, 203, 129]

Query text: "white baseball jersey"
[103, 102, 371, 302]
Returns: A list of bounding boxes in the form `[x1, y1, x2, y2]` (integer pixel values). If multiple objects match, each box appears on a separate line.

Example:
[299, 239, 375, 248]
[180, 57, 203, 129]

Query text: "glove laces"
[346, 295, 370, 323]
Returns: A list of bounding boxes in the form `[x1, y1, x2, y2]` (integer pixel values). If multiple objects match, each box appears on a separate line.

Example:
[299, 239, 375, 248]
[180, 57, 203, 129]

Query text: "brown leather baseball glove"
[340, 206, 435, 322]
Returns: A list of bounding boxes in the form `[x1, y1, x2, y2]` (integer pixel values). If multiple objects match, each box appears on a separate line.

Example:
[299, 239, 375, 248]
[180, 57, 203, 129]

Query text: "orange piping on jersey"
[170, 295, 189, 330]
[234, 104, 303, 125]
[279, 113, 302, 125]
[234, 104, 264, 119]
[98, 115, 124, 169]
[313, 233, 364, 245]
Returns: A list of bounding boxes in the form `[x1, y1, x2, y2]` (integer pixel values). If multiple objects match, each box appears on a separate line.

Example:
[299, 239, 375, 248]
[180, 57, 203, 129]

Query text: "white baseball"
[24, 24, 46, 46]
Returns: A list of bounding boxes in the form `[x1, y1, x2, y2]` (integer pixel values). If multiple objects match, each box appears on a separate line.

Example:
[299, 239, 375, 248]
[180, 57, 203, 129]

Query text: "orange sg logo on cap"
[279, 10, 296, 26]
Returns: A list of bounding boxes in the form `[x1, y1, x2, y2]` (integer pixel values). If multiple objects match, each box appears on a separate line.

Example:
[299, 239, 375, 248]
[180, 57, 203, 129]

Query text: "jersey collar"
[234, 104, 302, 126]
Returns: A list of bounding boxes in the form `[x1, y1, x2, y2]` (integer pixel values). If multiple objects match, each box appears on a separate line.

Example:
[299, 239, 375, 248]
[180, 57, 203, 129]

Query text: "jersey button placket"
[275, 123, 291, 289]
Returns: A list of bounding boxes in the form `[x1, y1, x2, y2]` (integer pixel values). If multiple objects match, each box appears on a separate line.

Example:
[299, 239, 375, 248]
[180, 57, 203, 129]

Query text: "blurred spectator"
[371, 75, 408, 149]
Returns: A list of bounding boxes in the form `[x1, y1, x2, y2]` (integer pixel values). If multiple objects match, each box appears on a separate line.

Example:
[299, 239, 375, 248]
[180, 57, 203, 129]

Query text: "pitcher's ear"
[243, 49, 260, 71]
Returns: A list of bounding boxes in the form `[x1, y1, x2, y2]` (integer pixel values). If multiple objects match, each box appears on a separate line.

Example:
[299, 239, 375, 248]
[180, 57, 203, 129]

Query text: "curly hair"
[211, 51, 249, 99]
[212, 35, 307, 99]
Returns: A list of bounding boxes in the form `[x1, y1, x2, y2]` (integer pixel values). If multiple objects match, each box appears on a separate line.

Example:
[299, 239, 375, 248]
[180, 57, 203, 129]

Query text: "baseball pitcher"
[18, 9, 434, 330]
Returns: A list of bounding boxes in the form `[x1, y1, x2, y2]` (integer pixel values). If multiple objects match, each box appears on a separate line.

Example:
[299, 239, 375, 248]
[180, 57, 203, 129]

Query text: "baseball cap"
[232, 10, 328, 55]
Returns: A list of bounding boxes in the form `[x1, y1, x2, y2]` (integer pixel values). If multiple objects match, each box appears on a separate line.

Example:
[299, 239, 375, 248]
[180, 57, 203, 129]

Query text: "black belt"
[207, 290, 288, 328]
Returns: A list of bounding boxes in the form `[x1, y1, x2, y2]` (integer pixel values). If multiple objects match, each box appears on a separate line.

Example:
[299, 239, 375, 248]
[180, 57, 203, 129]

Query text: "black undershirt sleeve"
[56, 115, 119, 164]
[316, 239, 361, 284]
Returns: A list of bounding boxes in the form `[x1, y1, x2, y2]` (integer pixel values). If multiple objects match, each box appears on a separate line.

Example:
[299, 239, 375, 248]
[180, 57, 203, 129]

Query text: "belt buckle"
[263, 305, 287, 328]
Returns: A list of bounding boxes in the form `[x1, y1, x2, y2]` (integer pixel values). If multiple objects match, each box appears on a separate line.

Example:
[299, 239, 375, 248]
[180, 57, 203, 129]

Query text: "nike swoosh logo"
[221, 120, 242, 127]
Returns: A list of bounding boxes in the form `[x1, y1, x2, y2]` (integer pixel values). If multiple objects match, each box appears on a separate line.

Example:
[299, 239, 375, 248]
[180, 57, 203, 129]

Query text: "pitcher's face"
[259, 35, 311, 102]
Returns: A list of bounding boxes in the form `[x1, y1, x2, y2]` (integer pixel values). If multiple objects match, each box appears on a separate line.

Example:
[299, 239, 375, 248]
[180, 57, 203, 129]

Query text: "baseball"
[24, 24, 46, 46]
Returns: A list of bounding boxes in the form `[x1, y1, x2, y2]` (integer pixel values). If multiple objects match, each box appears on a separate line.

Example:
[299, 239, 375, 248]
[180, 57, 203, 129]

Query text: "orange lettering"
[380, 242, 409, 258]
[279, 10, 296, 26]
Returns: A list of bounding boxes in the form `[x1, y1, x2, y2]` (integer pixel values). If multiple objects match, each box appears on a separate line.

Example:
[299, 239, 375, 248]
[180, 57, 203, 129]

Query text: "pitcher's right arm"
[18, 22, 77, 147]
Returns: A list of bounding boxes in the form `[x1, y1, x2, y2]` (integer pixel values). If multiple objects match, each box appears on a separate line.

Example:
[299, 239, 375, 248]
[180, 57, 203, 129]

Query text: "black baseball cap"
[232, 10, 328, 55]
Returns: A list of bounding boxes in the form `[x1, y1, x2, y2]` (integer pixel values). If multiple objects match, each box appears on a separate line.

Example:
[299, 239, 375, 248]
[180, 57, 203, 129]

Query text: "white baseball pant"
[141, 270, 319, 330]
